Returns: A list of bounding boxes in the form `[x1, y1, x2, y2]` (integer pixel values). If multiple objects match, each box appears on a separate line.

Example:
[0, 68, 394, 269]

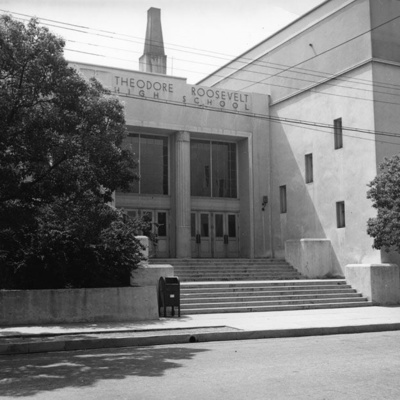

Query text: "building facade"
[73, 0, 400, 276]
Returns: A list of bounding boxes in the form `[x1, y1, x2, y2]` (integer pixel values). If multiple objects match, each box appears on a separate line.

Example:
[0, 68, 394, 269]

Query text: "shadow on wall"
[269, 100, 370, 276]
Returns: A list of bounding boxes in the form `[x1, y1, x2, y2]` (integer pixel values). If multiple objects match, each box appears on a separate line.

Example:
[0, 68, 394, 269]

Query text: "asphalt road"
[1, 331, 400, 400]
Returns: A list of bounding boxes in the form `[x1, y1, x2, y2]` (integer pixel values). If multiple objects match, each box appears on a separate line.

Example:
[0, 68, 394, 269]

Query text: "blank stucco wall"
[0, 286, 158, 327]
[346, 264, 400, 304]
[285, 239, 333, 278]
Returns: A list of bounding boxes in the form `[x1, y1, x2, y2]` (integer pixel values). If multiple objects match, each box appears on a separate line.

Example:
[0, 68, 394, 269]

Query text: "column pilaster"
[175, 131, 191, 258]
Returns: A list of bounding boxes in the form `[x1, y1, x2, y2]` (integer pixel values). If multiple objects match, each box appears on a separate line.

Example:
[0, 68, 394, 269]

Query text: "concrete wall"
[269, 64, 380, 271]
[199, 0, 372, 101]
[200, 0, 385, 271]
[72, 62, 270, 259]
[0, 287, 158, 327]
[371, 0, 400, 63]
[346, 264, 400, 304]
[285, 239, 339, 278]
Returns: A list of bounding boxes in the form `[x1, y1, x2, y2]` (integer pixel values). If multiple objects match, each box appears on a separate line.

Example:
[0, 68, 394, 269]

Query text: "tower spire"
[139, 7, 167, 74]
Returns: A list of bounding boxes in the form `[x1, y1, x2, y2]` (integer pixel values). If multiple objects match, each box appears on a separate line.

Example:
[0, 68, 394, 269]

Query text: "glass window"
[124, 134, 168, 195]
[191, 213, 196, 237]
[190, 141, 211, 197]
[157, 212, 167, 237]
[280, 185, 287, 214]
[123, 135, 140, 193]
[200, 213, 209, 237]
[212, 142, 237, 198]
[228, 215, 236, 238]
[127, 210, 138, 218]
[334, 118, 343, 149]
[336, 201, 345, 228]
[305, 153, 313, 184]
[215, 214, 224, 237]
[140, 135, 168, 195]
[190, 140, 237, 198]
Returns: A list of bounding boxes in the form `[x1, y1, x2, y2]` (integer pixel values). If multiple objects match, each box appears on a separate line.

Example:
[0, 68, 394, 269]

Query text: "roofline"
[196, 0, 332, 85]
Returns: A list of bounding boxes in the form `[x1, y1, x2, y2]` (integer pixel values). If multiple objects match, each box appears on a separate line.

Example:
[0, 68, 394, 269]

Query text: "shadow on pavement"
[0, 345, 209, 397]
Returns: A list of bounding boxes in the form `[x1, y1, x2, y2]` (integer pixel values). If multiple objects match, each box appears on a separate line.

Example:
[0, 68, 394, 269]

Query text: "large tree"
[367, 155, 400, 253]
[0, 15, 146, 289]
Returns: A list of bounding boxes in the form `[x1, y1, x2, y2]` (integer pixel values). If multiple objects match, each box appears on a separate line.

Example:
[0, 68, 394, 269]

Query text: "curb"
[1, 323, 400, 355]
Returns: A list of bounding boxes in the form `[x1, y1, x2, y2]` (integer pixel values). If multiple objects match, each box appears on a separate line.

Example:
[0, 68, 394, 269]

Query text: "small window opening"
[280, 185, 287, 214]
[305, 154, 313, 184]
[336, 201, 345, 228]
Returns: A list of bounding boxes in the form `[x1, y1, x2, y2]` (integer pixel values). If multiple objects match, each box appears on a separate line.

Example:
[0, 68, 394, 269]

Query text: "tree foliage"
[367, 155, 400, 252]
[0, 15, 147, 289]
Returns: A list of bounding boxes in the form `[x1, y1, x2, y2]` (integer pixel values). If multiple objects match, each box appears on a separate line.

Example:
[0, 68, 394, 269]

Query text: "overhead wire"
[114, 91, 400, 146]
[237, 14, 400, 91]
[5, 8, 400, 96]
[4, 8, 400, 143]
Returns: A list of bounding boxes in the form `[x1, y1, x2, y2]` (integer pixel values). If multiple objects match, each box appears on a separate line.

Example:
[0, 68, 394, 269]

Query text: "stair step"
[181, 289, 358, 297]
[181, 296, 368, 309]
[181, 301, 373, 314]
[180, 279, 348, 288]
[151, 258, 370, 315]
[181, 292, 362, 303]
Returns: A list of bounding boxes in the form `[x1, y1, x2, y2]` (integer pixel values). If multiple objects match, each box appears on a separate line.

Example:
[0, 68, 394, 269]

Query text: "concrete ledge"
[346, 264, 400, 305]
[0, 286, 159, 327]
[285, 239, 333, 278]
[130, 264, 174, 287]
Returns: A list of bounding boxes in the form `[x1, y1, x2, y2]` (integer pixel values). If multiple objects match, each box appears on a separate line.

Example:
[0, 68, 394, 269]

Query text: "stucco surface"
[0, 286, 158, 326]
[346, 264, 400, 304]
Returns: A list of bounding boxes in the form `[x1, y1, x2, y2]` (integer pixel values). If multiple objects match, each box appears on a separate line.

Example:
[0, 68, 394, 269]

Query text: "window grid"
[125, 133, 169, 195]
[190, 140, 237, 199]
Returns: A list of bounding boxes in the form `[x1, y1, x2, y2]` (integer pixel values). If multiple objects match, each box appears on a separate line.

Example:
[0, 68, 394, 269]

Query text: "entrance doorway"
[127, 209, 170, 258]
[191, 212, 239, 258]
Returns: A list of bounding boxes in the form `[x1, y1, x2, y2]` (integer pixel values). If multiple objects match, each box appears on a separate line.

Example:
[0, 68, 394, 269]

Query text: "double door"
[127, 209, 169, 258]
[191, 212, 239, 258]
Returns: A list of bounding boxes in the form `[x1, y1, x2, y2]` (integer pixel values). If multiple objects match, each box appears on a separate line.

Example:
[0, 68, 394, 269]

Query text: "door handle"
[224, 234, 229, 244]
[196, 233, 201, 244]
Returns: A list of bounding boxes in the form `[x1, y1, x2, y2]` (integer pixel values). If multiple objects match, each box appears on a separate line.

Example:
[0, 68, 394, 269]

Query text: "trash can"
[158, 276, 180, 317]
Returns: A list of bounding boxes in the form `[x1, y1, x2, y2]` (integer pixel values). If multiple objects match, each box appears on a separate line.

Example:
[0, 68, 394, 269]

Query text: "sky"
[0, 0, 326, 84]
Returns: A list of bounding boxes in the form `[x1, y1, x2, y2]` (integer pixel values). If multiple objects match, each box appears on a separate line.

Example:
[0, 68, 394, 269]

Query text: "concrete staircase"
[151, 259, 304, 281]
[149, 259, 372, 315]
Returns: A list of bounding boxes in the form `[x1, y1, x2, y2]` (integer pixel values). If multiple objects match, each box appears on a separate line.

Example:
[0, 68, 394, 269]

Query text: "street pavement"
[1, 331, 400, 399]
[1, 306, 400, 355]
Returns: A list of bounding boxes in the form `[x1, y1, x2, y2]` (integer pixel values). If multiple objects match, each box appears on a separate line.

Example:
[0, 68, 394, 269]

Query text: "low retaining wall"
[131, 264, 174, 287]
[285, 239, 334, 278]
[0, 237, 177, 327]
[0, 286, 158, 327]
[346, 264, 400, 305]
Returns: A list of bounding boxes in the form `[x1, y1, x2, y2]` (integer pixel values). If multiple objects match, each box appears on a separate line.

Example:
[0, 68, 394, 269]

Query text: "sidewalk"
[1, 306, 400, 355]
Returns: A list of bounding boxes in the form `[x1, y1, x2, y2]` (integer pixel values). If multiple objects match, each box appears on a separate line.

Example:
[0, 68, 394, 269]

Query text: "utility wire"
[5, 10, 400, 118]
[236, 14, 400, 91]
[114, 91, 400, 144]
[5, 8, 400, 94]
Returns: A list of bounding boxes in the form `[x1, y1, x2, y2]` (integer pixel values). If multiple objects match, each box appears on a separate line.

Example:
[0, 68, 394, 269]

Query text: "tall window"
[336, 201, 346, 228]
[190, 140, 237, 198]
[280, 185, 287, 214]
[334, 118, 343, 149]
[305, 153, 313, 184]
[124, 134, 168, 195]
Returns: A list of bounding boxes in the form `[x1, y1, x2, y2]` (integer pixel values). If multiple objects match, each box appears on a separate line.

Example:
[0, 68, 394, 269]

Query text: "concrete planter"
[285, 239, 335, 278]
[0, 286, 158, 327]
[346, 264, 400, 305]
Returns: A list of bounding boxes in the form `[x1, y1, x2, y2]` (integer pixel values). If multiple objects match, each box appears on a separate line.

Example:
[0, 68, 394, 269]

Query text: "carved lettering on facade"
[113, 74, 252, 112]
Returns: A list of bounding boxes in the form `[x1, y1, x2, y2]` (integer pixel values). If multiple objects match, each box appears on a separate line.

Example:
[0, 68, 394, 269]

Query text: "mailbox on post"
[158, 276, 180, 317]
